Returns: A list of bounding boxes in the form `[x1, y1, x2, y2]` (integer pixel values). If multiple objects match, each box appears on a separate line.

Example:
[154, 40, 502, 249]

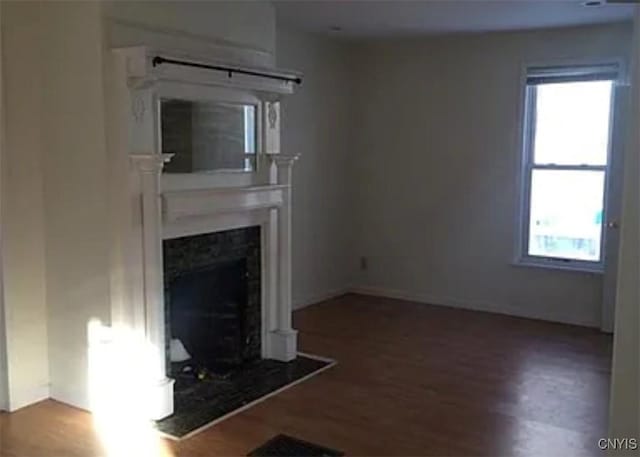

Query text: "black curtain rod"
[152, 56, 302, 85]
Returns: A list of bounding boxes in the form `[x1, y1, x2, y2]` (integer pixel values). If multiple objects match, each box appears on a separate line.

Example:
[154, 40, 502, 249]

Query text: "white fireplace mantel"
[110, 44, 301, 420]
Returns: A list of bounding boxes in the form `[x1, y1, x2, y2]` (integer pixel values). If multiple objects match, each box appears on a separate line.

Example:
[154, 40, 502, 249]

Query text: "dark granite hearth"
[156, 355, 334, 439]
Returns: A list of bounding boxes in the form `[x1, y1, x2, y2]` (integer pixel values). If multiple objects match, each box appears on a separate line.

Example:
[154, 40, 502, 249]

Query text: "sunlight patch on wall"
[88, 318, 174, 457]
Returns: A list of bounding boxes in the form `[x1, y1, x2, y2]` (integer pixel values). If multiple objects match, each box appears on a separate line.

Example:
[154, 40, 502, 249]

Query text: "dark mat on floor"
[156, 355, 333, 439]
[248, 434, 344, 457]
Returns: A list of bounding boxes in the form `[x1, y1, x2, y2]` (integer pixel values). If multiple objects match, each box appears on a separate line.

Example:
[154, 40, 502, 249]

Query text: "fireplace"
[163, 227, 261, 375]
[113, 46, 301, 420]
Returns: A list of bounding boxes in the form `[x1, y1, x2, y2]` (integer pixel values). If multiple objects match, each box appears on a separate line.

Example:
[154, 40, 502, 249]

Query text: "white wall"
[350, 23, 633, 327]
[41, 1, 111, 409]
[276, 27, 355, 308]
[1, 1, 50, 410]
[104, 0, 275, 57]
[609, 10, 640, 444]
[104, 0, 276, 68]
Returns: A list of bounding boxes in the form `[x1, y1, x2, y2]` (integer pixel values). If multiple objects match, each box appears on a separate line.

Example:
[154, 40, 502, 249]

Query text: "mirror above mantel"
[161, 98, 258, 174]
[115, 45, 301, 191]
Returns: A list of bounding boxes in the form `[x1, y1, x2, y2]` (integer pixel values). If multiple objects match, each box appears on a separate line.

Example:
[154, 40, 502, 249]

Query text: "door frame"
[0, 0, 8, 411]
[601, 82, 631, 333]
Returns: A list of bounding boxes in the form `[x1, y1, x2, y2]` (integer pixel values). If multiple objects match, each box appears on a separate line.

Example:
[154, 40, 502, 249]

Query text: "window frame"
[515, 64, 619, 274]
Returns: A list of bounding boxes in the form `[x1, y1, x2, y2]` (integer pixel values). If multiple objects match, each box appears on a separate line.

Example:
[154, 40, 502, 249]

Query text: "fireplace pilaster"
[267, 155, 300, 362]
[130, 153, 175, 420]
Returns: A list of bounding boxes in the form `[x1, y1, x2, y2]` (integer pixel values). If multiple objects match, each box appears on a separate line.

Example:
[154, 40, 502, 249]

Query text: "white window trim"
[514, 62, 622, 274]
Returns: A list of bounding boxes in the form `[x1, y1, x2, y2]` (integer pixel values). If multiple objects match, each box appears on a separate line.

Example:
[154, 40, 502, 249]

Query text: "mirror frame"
[155, 81, 268, 191]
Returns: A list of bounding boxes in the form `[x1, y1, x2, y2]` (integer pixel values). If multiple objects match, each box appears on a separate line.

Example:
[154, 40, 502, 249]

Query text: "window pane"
[528, 169, 604, 262]
[533, 81, 612, 166]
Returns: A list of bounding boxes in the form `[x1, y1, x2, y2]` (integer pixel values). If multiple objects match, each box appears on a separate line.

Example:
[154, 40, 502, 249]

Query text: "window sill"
[513, 257, 604, 275]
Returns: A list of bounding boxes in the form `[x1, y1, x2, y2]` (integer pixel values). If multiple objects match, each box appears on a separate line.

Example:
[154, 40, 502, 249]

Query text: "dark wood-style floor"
[0, 294, 612, 457]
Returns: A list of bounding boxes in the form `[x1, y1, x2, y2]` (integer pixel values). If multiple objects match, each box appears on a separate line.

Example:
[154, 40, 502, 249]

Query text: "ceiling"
[274, 1, 636, 38]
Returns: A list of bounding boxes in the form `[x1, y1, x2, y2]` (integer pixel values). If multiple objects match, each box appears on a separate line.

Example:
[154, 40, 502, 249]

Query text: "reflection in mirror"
[161, 99, 256, 173]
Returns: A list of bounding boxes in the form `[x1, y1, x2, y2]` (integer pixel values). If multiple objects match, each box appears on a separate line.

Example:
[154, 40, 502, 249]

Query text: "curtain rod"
[152, 56, 302, 85]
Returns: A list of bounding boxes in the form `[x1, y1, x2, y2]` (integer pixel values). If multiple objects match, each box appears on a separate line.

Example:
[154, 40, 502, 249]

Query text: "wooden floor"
[0, 294, 612, 456]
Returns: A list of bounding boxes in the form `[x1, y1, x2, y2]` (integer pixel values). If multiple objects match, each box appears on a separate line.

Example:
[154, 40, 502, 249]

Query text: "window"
[518, 65, 618, 271]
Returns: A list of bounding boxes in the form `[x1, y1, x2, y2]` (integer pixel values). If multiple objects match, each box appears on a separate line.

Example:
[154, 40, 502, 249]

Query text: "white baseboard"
[349, 285, 598, 328]
[293, 287, 351, 310]
[49, 384, 90, 412]
[8, 383, 50, 412]
[0, 374, 8, 412]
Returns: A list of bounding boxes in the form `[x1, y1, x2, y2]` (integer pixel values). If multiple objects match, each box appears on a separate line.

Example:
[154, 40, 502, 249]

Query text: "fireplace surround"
[163, 227, 261, 372]
[110, 46, 301, 420]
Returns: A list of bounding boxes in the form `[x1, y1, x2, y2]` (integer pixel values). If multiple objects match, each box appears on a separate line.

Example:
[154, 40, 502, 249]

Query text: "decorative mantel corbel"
[267, 154, 300, 362]
[269, 154, 299, 176]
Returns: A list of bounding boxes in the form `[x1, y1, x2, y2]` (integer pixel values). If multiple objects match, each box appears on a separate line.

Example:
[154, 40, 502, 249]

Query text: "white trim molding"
[160, 155, 301, 364]
[109, 43, 301, 420]
[513, 60, 624, 274]
[350, 286, 600, 328]
[293, 287, 351, 311]
[0, 1, 8, 412]
[6, 384, 50, 412]
[129, 153, 176, 420]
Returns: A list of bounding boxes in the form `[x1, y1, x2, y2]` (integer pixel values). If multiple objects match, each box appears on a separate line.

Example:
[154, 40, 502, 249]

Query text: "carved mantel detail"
[267, 102, 278, 129]
[131, 96, 147, 124]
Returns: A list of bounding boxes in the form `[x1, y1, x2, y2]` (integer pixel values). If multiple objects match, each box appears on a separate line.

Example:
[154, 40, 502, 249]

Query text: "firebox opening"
[163, 226, 262, 379]
[168, 258, 248, 372]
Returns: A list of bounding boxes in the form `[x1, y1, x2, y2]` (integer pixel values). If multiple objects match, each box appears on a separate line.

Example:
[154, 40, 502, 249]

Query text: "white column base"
[267, 329, 298, 362]
[146, 377, 175, 420]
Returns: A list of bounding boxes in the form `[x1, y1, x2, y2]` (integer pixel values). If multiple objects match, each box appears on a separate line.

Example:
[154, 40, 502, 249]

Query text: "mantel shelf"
[115, 46, 300, 97]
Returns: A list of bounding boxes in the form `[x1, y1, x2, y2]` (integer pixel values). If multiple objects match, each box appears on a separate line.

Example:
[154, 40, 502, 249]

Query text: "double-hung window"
[518, 64, 618, 272]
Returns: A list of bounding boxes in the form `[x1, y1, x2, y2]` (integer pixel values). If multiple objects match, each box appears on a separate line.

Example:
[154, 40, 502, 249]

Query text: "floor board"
[0, 294, 611, 456]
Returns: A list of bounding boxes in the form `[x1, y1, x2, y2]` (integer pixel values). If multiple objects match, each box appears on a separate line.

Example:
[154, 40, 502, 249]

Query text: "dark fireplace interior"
[163, 227, 261, 376]
[168, 259, 247, 368]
